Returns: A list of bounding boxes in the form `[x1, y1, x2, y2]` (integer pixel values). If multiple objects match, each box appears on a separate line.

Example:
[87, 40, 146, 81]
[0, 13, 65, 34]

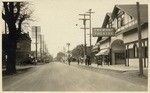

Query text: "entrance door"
[115, 52, 125, 64]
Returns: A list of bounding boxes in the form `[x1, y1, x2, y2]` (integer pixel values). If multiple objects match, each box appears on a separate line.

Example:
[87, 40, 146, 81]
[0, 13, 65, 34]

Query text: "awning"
[92, 49, 99, 53]
[95, 49, 109, 56]
[92, 45, 99, 53]
[92, 45, 99, 50]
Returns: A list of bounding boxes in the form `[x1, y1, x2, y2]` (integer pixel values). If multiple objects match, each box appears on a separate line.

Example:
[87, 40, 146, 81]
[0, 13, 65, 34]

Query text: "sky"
[1, 0, 149, 57]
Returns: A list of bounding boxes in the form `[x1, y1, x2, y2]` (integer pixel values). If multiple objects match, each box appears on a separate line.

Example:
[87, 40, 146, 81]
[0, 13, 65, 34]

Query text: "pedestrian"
[33, 58, 37, 66]
[84, 55, 87, 65]
[68, 55, 71, 65]
[87, 55, 91, 66]
[77, 58, 79, 65]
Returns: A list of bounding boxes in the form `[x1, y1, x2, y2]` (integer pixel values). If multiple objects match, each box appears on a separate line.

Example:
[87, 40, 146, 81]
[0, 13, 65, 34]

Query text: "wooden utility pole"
[86, 9, 95, 48]
[43, 39, 45, 58]
[86, 9, 95, 65]
[35, 26, 38, 60]
[136, 2, 143, 77]
[66, 43, 70, 55]
[32, 26, 41, 61]
[79, 14, 89, 65]
[40, 35, 43, 60]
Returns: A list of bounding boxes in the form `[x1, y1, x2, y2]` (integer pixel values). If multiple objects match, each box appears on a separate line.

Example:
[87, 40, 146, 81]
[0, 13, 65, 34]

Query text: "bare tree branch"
[2, 12, 6, 21]
[9, 2, 14, 16]
[14, 2, 20, 21]
[3, 2, 9, 15]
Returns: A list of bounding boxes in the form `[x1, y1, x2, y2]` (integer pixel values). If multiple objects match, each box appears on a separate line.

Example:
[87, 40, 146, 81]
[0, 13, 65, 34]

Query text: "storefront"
[94, 4, 148, 67]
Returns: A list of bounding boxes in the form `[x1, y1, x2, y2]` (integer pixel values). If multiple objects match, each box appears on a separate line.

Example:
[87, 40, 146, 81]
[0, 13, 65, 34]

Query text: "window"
[127, 45, 148, 59]
[121, 15, 125, 26]
[17, 43, 21, 49]
[142, 46, 148, 58]
[133, 44, 138, 58]
[145, 47, 148, 58]
[128, 48, 134, 58]
[117, 17, 121, 28]
[117, 14, 125, 28]
[126, 50, 128, 58]
[130, 16, 133, 20]
[111, 21, 115, 28]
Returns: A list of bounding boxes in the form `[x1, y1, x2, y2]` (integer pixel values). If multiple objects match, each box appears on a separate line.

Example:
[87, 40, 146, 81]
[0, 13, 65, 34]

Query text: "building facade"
[94, 4, 148, 67]
[2, 33, 32, 65]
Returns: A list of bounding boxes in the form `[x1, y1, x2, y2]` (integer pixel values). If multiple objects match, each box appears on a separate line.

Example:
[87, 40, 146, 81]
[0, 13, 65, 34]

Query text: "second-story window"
[121, 14, 125, 26]
[117, 17, 121, 28]
[108, 22, 112, 28]
[117, 13, 125, 28]
[111, 21, 115, 28]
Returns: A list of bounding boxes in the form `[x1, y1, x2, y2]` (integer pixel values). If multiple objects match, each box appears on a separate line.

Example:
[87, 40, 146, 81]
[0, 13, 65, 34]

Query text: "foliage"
[55, 52, 65, 61]
[47, 54, 53, 62]
[71, 44, 84, 59]
[2, 2, 34, 35]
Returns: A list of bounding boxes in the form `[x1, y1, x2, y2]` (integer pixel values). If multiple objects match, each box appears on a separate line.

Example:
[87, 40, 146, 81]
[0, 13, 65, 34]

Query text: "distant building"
[94, 4, 148, 67]
[2, 33, 32, 65]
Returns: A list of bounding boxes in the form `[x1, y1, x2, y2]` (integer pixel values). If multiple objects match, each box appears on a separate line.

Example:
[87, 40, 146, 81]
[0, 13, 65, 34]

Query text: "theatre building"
[94, 4, 148, 67]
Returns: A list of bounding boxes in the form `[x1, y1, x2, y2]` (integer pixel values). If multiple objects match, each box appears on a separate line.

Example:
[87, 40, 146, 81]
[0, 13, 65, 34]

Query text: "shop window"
[115, 53, 125, 59]
[126, 50, 129, 58]
[133, 44, 138, 58]
[145, 47, 148, 58]
[128, 48, 134, 58]
[142, 46, 148, 58]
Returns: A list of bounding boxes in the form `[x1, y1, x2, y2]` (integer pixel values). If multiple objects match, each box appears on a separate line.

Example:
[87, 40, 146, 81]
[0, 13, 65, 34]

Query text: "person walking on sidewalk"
[77, 58, 80, 65]
[87, 55, 91, 66]
[68, 55, 71, 65]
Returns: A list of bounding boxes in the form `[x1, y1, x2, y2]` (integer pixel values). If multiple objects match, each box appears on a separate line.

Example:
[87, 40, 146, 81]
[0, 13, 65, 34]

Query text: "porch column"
[142, 41, 146, 68]
[127, 44, 129, 66]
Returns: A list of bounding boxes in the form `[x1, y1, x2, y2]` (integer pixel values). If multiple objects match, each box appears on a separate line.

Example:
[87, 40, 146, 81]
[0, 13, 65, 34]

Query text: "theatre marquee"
[92, 28, 115, 37]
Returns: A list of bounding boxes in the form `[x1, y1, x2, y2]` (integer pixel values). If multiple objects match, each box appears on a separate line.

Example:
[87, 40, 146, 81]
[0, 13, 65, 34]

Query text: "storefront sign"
[92, 28, 115, 37]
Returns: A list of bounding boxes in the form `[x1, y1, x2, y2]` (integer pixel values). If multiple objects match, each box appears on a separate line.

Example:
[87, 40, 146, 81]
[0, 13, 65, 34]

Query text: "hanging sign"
[92, 28, 115, 37]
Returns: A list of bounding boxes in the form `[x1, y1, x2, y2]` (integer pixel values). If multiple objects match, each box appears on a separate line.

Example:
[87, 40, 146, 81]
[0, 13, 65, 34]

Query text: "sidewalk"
[66, 61, 148, 77]
[2, 62, 46, 72]
[3, 65, 36, 71]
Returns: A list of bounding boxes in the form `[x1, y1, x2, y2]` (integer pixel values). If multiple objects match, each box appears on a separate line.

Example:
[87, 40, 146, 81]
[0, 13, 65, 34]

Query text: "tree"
[48, 55, 53, 62]
[71, 44, 84, 59]
[55, 52, 65, 62]
[2, 2, 33, 74]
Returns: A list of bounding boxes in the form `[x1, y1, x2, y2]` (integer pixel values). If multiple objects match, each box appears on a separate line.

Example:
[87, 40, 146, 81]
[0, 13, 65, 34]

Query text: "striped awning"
[95, 49, 109, 56]
[92, 45, 99, 52]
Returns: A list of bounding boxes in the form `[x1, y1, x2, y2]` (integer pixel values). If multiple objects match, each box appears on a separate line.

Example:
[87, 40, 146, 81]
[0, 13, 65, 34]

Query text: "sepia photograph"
[1, 0, 149, 92]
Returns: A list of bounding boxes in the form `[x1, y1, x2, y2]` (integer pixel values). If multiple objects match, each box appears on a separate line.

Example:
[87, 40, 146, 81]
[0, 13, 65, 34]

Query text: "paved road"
[3, 62, 147, 91]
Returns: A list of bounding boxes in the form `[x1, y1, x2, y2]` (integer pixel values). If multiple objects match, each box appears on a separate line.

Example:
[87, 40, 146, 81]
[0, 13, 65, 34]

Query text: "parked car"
[45, 59, 50, 63]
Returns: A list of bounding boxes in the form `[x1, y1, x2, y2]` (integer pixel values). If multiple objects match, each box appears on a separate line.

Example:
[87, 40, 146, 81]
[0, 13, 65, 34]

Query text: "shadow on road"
[2, 67, 34, 76]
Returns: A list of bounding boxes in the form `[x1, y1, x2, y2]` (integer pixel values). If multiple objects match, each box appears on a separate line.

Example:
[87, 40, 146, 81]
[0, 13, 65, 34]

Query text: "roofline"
[102, 12, 112, 28]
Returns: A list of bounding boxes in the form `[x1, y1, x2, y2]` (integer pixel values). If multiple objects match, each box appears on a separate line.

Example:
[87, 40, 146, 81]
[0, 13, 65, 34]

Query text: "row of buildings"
[2, 31, 50, 66]
[92, 4, 148, 67]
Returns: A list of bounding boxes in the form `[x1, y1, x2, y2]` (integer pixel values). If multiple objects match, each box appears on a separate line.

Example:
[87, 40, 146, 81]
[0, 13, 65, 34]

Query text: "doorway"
[111, 39, 126, 65]
[115, 52, 125, 64]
